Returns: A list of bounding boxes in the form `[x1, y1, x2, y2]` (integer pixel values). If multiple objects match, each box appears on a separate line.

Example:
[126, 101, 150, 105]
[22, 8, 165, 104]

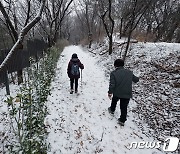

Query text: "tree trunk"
[175, 29, 180, 43]
[88, 33, 92, 48]
[17, 70, 23, 85]
[119, 18, 123, 39]
[164, 22, 179, 42]
[123, 29, 132, 61]
[0, 1, 23, 84]
[109, 36, 113, 55]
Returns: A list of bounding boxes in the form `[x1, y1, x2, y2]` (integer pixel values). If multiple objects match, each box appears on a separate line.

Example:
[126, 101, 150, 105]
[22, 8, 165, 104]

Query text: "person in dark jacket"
[67, 53, 84, 94]
[108, 59, 139, 126]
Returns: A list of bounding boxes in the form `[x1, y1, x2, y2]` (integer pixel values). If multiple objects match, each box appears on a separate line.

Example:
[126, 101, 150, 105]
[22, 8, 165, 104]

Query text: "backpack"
[71, 63, 80, 75]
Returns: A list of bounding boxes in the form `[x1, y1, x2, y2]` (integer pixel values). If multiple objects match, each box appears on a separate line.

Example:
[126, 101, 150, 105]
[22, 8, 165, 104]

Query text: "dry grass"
[55, 39, 70, 50]
[132, 31, 156, 42]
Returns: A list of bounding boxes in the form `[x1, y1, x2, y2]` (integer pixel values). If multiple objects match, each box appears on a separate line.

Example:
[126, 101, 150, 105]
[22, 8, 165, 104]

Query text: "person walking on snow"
[67, 53, 84, 94]
[108, 59, 139, 126]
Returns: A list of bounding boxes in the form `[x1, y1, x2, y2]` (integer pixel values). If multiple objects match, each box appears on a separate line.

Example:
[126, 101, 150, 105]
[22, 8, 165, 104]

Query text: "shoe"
[70, 90, 73, 94]
[75, 90, 78, 93]
[117, 119, 124, 126]
[108, 107, 114, 115]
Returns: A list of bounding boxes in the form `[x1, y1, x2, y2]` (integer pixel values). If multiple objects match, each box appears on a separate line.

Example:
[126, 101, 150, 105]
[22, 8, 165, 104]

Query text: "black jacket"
[108, 67, 139, 98]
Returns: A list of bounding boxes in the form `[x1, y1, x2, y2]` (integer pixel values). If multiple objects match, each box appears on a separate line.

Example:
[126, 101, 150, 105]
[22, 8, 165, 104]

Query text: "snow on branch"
[0, 0, 46, 72]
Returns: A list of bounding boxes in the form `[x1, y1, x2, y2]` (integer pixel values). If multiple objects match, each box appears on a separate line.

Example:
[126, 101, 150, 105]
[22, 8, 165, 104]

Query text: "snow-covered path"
[46, 46, 163, 154]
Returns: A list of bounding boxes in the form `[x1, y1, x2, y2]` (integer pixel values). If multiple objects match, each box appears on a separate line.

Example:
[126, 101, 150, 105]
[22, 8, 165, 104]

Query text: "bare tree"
[122, 0, 153, 61]
[113, 0, 126, 39]
[98, 0, 115, 55]
[73, 0, 98, 48]
[42, 0, 74, 47]
[136, 0, 180, 42]
[0, 0, 46, 72]
[0, 1, 23, 84]
[153, 0, 180, 42]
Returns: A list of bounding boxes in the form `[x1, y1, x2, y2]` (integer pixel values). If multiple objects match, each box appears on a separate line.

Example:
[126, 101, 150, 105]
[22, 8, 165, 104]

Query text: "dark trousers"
[110, 96, 130, 123]
[70, 78, 78, 91]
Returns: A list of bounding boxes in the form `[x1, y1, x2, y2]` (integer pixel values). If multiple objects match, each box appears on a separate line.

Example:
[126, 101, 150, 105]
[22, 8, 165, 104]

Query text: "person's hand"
[108, 93, 112, 100]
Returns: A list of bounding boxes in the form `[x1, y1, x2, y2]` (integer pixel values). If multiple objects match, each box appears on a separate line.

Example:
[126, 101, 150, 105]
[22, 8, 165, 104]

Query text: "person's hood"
[71, 58, 79, 62]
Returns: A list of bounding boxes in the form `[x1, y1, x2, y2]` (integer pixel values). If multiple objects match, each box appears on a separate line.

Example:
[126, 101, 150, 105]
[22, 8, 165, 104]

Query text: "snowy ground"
[0, 84, 19, 153]
[0, 40, 179, 153]
[45, 45, 165, 154]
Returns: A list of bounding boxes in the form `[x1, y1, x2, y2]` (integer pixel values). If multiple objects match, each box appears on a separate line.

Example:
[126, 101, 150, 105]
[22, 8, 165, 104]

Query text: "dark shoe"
[108, 107, 114, 115]
[117, 119, 124, 126]
[75, 90, 78, 93]
[70, 90, 73, 94]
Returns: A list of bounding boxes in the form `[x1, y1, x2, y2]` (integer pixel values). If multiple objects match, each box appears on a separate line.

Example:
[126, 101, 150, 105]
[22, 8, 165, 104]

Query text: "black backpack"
[71, 63, 80, 75]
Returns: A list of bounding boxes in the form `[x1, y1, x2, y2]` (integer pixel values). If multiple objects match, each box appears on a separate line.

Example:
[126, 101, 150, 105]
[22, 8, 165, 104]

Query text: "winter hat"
[114, 59, 124, 67]
[72, 53, 78, 58]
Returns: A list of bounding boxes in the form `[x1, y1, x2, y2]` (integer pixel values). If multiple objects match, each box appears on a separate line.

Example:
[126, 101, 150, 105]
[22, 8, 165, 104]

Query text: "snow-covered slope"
[91, 41, 179, 141]
[88, 40, 180, 153]
[45, 45, 165, 154]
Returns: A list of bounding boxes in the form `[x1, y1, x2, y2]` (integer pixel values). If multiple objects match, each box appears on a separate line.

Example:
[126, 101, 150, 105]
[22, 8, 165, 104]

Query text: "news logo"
[129, 137, 179, 152]
[163, 137, 179, 152]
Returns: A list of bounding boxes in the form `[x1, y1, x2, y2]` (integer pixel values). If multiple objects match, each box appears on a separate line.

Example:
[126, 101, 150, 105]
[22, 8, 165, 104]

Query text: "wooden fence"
[0, 39, 48, 94]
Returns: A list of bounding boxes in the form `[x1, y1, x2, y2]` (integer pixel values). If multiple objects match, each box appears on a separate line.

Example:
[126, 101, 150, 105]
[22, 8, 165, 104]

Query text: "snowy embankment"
[45, 45, 164, 154]
[0, 84, 19, 152]
[90, 41, 179, 142]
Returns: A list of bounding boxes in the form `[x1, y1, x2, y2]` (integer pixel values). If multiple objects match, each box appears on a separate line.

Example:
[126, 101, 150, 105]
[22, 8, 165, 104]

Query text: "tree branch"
[0, 0, 46, 71]
[0, 1, 18, 42]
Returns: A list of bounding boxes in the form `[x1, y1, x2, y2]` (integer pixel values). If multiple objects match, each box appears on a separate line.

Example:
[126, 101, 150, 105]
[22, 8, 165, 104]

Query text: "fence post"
[5, 70, 10, 95]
